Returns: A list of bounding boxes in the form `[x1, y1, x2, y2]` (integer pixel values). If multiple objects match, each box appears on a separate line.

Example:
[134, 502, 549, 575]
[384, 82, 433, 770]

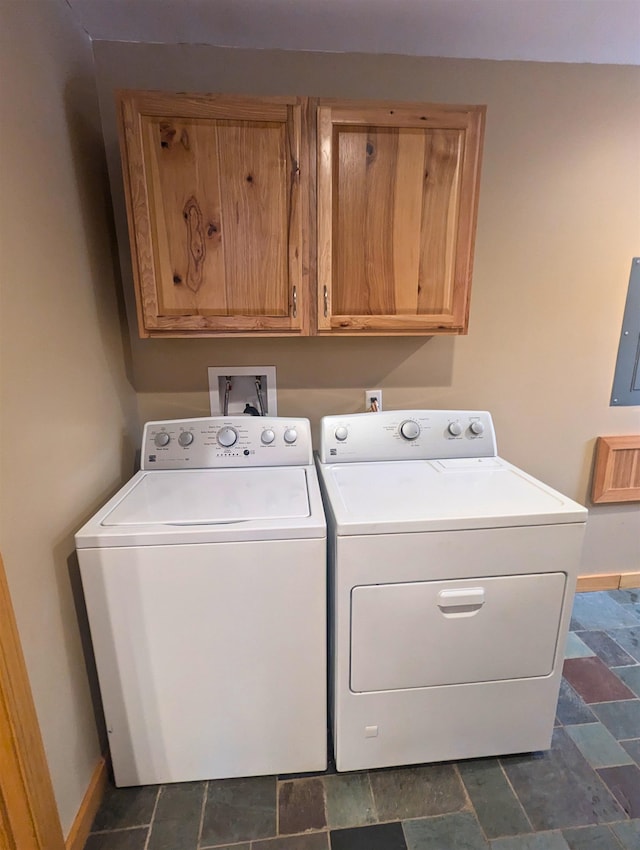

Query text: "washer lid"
[317, 456, 587, 534]
[104, 467, 310, 525]
[76, 466, 326, 548]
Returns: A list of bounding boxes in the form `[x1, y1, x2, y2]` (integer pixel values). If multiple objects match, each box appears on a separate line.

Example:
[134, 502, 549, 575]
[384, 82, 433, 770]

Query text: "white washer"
[76, 416, 326, 787]
[316, 410, 588, 773]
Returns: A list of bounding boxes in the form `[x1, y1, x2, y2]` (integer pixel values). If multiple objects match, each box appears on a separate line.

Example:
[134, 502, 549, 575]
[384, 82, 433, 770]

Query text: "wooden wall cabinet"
[118, 91, 310, 337]
[117, 92, 485, 338]
[316, 100, 485, 335]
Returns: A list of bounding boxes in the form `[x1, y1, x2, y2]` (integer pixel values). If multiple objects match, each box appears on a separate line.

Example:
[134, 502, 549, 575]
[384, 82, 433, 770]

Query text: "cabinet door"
[118, 91, 310, 336]
[317, 100, 485, 334]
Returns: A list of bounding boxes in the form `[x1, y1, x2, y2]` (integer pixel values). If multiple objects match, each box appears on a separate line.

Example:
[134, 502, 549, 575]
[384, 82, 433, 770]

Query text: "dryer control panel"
[318, 410, 497, 463]
[142, 416, 313, 469]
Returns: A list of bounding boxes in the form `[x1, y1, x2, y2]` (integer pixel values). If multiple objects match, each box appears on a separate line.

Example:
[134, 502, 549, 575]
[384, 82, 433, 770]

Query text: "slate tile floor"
[85, 590, 640, 849]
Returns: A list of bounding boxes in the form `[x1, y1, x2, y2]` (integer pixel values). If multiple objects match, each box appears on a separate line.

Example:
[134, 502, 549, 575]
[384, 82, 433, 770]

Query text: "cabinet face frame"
[316, 99, 485, 335]
[117, 91, 311, 337]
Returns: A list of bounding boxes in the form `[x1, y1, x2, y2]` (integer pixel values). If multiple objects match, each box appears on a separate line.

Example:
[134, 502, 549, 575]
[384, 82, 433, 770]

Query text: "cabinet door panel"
[418, 129, 462, 315]
[119, 92, 308, 336]
[335, 127, 399, 315]
[392, 130, 425, 315]
[216, 121, 288, 316]
[143, 117, 227, 315]
[317, 100, 484, 335]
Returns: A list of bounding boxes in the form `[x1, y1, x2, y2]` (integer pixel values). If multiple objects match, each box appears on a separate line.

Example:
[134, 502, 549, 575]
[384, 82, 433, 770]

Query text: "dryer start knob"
[400, 420, 420, 440]
[283, 428, 298, 444]
[217, 426, 238, 448]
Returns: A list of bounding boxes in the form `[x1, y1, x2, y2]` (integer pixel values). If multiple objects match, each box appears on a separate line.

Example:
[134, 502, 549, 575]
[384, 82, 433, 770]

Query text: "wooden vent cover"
[592, 436, 640, 503]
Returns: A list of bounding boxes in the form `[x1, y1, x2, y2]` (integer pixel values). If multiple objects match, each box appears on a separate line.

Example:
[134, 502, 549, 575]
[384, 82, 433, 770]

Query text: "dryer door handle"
[437, 587, 485, 610]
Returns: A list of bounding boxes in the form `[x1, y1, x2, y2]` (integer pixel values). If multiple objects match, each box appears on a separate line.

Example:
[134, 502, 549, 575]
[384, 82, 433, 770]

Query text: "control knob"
[178, 431, 194, 447]
[335, 426, 348, 442]
[400, 420, 420, 441]
[447, 421, 463, 437]
[469, 420, 485, 436]
[283, 428, 298, 444]
[154, 432, 170, 448]
[261, 429, 276, 445]
[217, 426, 238, 448]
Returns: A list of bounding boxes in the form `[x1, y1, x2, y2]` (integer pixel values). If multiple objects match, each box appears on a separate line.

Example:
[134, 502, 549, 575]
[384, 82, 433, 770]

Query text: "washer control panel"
[142, 416, 312, 470]
[318, 410, 497, 463]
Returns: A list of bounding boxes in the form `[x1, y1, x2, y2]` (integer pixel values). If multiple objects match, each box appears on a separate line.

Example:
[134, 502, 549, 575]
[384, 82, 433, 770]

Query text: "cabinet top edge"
[114, 90, 485, 114]
[115, 89, 307, 107]
[315, 97, 486, 113]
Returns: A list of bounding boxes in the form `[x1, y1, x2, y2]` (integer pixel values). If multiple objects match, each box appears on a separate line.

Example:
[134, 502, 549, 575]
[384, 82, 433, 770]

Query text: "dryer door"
[350, 572, 566, 692]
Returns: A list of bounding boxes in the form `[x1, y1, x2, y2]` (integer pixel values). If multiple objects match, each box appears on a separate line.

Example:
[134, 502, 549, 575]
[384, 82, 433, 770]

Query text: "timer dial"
[217, 426, 238, 448]
[335, 426, 348, 442]
[400, 420, 420, 440]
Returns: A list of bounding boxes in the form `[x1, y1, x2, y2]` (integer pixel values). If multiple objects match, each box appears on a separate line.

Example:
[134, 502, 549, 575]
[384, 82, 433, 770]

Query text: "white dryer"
[316, 410, 587, 773]
[76, 416, 326, 787]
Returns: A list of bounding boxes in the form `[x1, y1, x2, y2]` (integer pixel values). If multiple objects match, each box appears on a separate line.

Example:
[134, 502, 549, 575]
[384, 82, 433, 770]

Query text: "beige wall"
[0, 11, 635, 838]
[0, 1, 138, 835]
[94, 42, 640, 575]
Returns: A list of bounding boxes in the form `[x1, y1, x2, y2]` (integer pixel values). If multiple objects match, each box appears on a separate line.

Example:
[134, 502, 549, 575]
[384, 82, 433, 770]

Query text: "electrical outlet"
[365, 389, 382, 412]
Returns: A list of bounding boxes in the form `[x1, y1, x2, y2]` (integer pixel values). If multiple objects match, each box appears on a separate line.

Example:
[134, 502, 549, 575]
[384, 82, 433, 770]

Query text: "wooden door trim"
[0, 552, 65, 849]
[64, 756, 108, 850]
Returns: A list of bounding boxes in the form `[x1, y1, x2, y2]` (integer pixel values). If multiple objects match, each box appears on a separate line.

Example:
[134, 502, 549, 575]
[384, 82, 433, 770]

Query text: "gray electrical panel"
[611, 258, 640, 407]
